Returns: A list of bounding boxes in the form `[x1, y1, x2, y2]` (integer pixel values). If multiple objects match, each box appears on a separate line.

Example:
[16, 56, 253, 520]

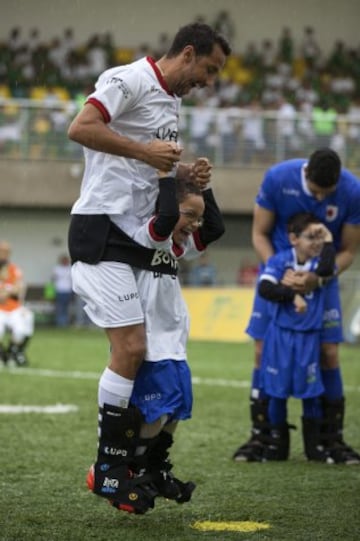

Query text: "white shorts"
[0, 306, 35, 342]
[71, 261, 144, 328]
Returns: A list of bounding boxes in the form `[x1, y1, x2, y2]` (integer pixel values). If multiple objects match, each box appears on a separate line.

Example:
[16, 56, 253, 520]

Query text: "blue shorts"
[246, 277, 343, 343]
[260, 324, 324, 399]
[130, 360, 193, 424]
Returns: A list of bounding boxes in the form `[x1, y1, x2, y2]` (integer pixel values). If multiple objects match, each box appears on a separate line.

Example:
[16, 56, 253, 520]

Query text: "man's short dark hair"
[166, 23, 231, 58]
[306, 148, 341, 188]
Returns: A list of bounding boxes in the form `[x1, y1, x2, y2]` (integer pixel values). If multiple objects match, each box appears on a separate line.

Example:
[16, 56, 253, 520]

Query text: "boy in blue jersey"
[233, 148, 360, 464]
[258, 213, 336, 462]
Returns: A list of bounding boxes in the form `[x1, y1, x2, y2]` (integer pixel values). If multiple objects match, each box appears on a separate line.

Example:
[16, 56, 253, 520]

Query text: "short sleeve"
[87, 66, 141, 121]
[255, 167, 277, 211]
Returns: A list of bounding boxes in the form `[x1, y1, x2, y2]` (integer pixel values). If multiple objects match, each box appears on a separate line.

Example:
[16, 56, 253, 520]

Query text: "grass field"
[1, 328, 360, 541]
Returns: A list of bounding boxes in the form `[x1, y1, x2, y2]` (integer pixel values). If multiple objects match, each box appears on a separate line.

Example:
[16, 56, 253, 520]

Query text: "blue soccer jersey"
[260, 248, 325, 331]
[256, 159, 360, 253]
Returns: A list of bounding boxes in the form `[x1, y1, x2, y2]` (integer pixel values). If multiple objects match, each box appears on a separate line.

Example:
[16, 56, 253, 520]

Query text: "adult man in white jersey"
[67, 23, 230, 514]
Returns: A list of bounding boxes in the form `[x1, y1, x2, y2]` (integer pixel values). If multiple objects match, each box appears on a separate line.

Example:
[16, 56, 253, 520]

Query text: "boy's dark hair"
[287, 212, 321, 236]
[166, 23, 231, 58]
[306, 148, 341, 187]
[176, 178, 202, 203]
[154, 178, 202, 213]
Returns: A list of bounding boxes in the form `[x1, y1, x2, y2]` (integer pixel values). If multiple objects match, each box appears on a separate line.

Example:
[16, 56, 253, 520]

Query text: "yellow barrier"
[182, 287, 255, 343]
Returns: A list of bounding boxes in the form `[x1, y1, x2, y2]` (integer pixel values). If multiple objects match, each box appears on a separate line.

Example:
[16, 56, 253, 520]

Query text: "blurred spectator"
[348, 94, 360, 143]
[86, 34, 108, 78]
[259, 39, 277, 72]
[276, 94, 298, 158]
[216, 100, 241, 162]
[74, 294, 92, 328]
[51, 254, 73, 327]
[0, 240, 34, 366]
[188, 100, 214, 157]
[242, 42, 262, 72]
[278, 27, 294, 66]
[213, 10, 236, 46]
[295, 76, 319, 105]
[241, 98, 266, 164]
[0, 105, 22, 155]
[236, 260, 259, 286]
[312, 98, 337, 147]
[189, 252, 217, 286]
[301, 26, 321, 72]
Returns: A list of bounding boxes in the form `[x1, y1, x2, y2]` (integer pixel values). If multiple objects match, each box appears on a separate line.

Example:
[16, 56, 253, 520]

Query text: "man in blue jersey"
[233, 147, 360, 464]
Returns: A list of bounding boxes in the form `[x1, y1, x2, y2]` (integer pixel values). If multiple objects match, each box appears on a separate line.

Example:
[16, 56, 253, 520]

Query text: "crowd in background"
[0, 11, 359, 111]
[1, 12, 360, 168]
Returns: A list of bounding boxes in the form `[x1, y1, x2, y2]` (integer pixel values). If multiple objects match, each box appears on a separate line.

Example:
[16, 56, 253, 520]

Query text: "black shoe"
[152, 468, 196, 503]
[327, 441, 360, 465]
[87, 464, 158, 514]
[232, 435, 267, 462]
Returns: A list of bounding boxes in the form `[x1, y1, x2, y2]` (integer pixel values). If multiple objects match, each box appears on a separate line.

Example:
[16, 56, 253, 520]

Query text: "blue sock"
[321, 368, 343, 400]
[250, 368, 267, 400]
[302, 397, 322, 419]
[268, 397, 287, 424]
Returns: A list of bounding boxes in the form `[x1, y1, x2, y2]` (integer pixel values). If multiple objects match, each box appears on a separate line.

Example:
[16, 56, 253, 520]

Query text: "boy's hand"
[294, 293, 307, 313]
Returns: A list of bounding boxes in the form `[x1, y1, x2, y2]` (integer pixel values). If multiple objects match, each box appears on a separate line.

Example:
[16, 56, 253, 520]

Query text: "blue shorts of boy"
[246, 277, 343, 343]
[130, 360, 193, 424]
[260, 323, 325, 399]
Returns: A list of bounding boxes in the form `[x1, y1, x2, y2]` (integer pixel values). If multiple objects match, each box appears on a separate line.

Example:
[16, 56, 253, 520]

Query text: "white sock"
[98, 367, 134, 409]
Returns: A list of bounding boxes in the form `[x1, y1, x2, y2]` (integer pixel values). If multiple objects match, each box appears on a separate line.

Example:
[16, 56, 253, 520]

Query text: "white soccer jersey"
[71, 57, 182, 237]
[133, 218, 203, 362]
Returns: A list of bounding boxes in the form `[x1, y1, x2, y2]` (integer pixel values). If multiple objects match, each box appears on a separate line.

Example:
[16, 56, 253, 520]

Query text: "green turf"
[0, 328, 360, 540]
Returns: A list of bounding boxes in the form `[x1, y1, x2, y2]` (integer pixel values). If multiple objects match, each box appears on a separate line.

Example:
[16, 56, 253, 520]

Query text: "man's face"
[306, 180, 337, 201]
[171, 43, 226, 97]
[304, 167, 338, 201]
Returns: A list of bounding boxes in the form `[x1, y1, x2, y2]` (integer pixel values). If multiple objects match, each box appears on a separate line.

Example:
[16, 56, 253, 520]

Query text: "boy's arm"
[197, 188, 225, 246]
[150, 176, 179, 239]
[258, 279, 296, 303]
[316, 242, 336, 278]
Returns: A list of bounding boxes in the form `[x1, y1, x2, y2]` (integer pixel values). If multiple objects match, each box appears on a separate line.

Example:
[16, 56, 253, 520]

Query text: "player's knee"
[117, 331, 146, 368]
[320, 343, 339, 369]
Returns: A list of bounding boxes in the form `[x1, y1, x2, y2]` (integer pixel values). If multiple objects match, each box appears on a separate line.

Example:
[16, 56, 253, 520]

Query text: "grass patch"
[0, 328, 359, 540]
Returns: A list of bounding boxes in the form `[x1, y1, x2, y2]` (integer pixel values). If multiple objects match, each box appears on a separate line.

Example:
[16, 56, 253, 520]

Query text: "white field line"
[1, 366, 360, 393]
[0, 403, 78, 414]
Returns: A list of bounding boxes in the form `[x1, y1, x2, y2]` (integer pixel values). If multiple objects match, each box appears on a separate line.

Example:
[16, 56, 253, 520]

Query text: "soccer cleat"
[145, 431, 196, 503]
[232, 397, 270, 462]
[326, 442, 360, 465]
[321, 398, 360, 465]
[88, 404, 159, 514]
[87, 464, 157, 514]
[7, 343, 29, 366]
[262, 423, 296, 461]
[302, 417, 334, 463]
[232, 435, 267, 462]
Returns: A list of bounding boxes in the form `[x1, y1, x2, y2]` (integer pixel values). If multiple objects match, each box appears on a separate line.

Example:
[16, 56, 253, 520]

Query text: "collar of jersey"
[147, 57, 174, 97]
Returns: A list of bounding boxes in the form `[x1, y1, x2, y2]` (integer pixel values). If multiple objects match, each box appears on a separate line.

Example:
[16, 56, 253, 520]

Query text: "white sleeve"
[89, 66, 142, 119]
